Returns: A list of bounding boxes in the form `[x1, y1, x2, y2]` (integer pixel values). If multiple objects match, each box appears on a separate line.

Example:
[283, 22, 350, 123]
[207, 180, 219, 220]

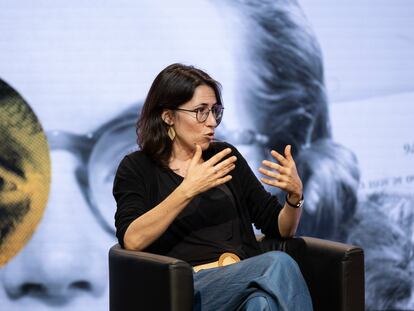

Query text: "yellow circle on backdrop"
[0, 78, 51, 266]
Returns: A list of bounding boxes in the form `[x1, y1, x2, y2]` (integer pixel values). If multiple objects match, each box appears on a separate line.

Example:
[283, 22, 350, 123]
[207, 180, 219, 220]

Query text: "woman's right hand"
[180, 144, 237, 198]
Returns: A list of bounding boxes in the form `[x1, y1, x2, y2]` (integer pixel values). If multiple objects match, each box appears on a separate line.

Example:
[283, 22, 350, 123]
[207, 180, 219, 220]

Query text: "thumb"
[190, 144, 202, 166]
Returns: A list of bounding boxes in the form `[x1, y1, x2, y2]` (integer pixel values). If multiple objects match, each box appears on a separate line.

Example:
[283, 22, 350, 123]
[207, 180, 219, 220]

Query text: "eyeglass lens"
[197, 105, 223, 124]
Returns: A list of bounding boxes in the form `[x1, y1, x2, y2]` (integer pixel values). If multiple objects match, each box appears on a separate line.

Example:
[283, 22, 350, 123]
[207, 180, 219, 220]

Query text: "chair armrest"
[109, 244, 194, 311]
[301, 236, 364, 311]
[260, 236, 364, 311]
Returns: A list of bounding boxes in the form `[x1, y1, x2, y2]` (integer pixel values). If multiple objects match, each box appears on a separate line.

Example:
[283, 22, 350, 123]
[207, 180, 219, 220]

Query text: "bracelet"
[285, 194, 304, 208]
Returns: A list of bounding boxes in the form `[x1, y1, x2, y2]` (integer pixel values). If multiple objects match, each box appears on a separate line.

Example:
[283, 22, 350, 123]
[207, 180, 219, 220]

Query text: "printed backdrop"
[0, 1, 413, 310]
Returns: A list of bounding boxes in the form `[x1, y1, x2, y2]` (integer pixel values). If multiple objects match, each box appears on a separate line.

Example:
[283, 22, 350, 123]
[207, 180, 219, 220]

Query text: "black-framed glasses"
[174, 104, 224, 125]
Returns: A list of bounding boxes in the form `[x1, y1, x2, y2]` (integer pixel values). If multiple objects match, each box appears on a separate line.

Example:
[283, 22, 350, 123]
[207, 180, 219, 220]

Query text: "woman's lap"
[193, 251, 313, 311]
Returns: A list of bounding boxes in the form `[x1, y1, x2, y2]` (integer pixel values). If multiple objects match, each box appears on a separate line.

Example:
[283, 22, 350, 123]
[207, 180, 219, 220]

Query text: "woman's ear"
[161, 109, 174, 126]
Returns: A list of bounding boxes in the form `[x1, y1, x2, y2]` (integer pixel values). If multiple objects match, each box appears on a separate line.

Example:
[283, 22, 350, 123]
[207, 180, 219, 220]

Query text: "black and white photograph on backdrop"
[0, 1, 413, 310]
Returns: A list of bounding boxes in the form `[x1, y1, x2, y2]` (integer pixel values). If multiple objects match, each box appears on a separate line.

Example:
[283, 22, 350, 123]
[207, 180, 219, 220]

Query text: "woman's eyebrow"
[192, 103, 217, 108]
[193, 103, 208, 108]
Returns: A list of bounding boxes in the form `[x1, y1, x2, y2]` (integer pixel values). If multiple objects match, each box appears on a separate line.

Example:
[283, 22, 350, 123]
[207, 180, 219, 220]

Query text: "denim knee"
[242, 296, 272, 311]
[238, 292, 279, 311]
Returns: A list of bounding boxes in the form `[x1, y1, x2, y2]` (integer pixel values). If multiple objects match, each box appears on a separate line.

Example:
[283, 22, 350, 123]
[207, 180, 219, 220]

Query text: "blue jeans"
[193, 251, 313, 311]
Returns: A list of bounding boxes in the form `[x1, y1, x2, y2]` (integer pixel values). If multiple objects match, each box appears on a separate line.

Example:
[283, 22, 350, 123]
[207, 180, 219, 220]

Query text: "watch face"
[294, 197, 304, 208]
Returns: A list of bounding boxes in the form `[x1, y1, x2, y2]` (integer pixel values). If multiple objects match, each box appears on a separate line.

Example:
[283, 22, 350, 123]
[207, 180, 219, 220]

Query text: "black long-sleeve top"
[113, 142, 282, 266]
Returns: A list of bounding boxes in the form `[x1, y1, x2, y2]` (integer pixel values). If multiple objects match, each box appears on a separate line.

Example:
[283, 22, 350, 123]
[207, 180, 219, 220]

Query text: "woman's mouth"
[206, 133, 214, 141]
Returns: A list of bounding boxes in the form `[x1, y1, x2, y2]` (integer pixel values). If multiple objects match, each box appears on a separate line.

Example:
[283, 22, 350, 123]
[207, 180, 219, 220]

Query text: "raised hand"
[259, 145, 303, 200]
[181, 144, 237, 198]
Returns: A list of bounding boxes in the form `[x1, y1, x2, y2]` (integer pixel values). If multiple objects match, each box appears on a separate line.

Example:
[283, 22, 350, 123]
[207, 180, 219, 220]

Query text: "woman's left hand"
[259, 145, 303, 200]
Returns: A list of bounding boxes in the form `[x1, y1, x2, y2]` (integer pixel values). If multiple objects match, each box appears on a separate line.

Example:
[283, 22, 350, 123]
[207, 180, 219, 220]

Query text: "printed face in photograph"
[0, 1, 256, 309]
[0, 79, 50, 267]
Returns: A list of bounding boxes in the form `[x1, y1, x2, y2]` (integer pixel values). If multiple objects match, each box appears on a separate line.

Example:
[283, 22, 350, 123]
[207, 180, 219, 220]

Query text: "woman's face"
[0, 1, 258, 310]
[169, 85, 218, 154]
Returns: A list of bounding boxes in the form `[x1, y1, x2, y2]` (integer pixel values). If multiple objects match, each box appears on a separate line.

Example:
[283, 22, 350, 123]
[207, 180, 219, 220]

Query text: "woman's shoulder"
[117, 149, 155, 175]
[125, 149, 150, 161]
[208, 141, 238, 153]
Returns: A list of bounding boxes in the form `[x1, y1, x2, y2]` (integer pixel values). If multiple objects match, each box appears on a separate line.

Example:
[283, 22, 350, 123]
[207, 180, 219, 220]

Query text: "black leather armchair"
[109, 237, 364, 311]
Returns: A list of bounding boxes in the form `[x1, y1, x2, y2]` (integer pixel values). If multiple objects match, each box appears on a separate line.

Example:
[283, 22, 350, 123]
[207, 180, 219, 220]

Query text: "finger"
[261, 160, 287, 174]
[205, 148, 232, 166]
[215, 163, 236, 178]
[214, 155, 237, 171]
[273, 174, 290, 182]
[213, 174, 233, 187]
[258, 167, 280, 179]
[270, 150, 288, 166]
[260, 177, 286, 189]
[259, 168, 290, 182]
[284, 145, 294, 161]
[190, 144, 202, 166]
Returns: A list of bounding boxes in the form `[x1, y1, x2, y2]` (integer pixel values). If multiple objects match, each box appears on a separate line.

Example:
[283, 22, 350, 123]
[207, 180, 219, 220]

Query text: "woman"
[113, 63, 312, 310]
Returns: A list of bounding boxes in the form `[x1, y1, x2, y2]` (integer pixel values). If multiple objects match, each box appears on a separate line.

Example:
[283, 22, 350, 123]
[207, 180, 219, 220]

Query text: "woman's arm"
[121, 145, 237, 251]
[277, 194, 303, 238]
[123, 185, 193, 251]
[259, 145, 303, 238]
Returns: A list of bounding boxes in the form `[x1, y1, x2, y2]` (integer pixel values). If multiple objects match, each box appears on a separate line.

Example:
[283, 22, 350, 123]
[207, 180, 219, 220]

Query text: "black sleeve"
[231, 145, 282, 238]
[112, 154, 151, 248]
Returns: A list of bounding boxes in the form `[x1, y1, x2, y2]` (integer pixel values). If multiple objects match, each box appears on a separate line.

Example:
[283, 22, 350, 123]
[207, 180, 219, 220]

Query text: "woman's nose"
[1, 151, 109, 303]
[206, 109, 218, 127]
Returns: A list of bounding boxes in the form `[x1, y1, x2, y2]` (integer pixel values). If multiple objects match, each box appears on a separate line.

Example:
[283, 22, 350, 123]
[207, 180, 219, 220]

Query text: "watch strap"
[285, 194, 304, 208]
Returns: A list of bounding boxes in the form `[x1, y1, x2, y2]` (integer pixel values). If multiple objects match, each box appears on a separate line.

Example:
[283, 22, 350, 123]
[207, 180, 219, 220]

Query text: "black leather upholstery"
[302, 237, 364, 311]
[109, 237, 364, 311]
[109, 245, 194, 311]
[260, 236, 365, 311]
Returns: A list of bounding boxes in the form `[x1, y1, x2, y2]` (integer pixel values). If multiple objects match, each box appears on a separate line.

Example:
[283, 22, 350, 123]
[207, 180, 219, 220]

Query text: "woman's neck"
[171, 140, 194, 162]
[169, 141, 202, 176]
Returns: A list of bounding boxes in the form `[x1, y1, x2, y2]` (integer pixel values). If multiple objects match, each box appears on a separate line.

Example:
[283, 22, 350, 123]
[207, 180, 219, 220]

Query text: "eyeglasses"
[46, 107, 139, 235]
[174, 104, 224, 125]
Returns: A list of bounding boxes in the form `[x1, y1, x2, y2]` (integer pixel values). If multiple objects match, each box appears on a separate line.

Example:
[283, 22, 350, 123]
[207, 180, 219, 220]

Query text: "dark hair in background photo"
[224, 0, 414, 308]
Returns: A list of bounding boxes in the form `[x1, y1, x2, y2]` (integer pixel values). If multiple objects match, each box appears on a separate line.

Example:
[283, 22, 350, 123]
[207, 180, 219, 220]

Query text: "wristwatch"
[285, 194, 304, 208]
